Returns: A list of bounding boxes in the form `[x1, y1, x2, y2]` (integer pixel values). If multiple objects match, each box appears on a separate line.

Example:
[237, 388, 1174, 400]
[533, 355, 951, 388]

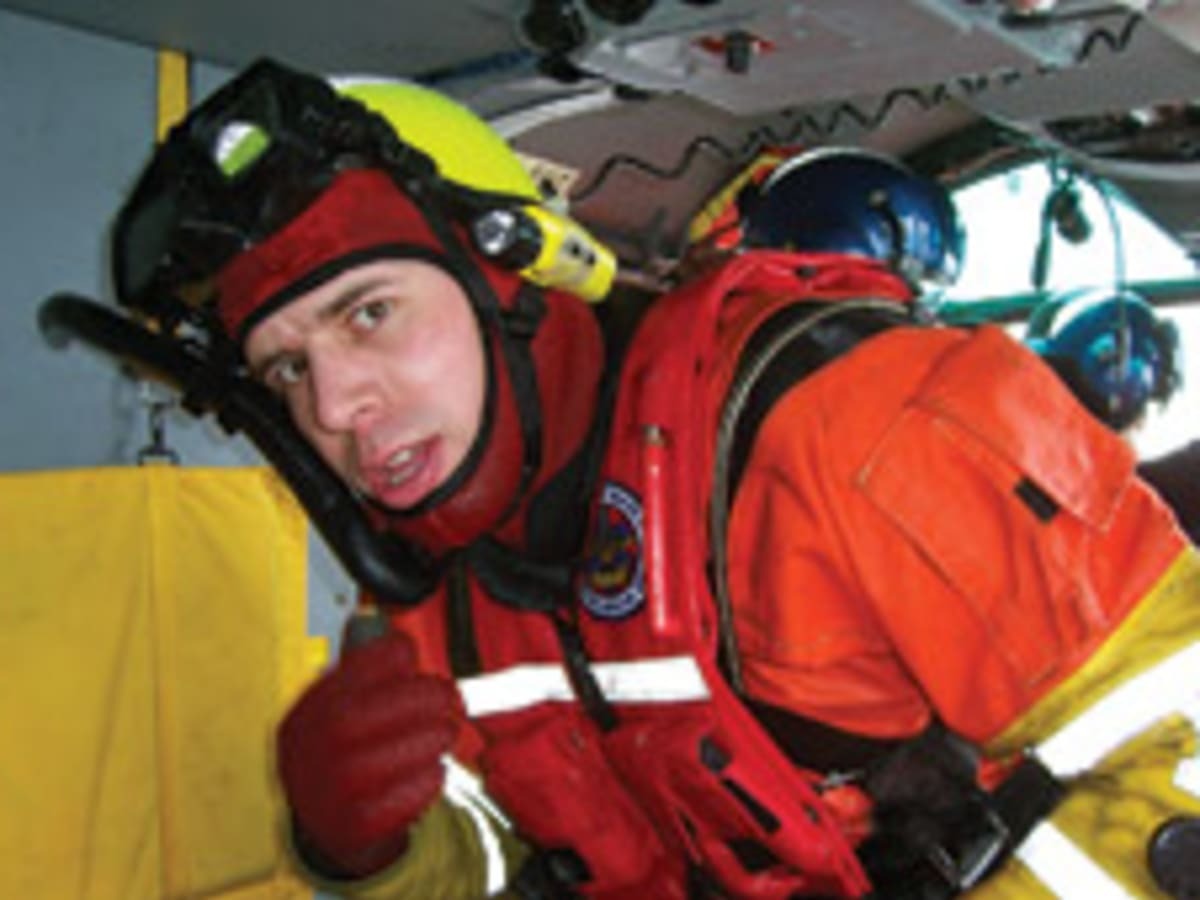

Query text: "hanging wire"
[1084, 168, 1133, 387]
[1031, 158, 1128, 293]
[1087, 171, 1128, 292]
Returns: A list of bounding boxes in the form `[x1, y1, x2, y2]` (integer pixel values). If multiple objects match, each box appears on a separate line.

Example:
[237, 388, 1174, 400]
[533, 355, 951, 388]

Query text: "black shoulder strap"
[710, 298, 912, 693]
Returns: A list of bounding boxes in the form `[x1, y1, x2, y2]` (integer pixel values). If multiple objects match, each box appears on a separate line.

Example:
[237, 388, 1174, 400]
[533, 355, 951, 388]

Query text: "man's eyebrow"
[248, 277, 392, 380]
[316, 277, 390, 323]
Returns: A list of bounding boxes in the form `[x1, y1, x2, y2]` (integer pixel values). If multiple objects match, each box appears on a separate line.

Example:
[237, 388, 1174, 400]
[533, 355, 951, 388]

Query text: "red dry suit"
[386, 252, 917, 898]
[378, 250, 1198, 899]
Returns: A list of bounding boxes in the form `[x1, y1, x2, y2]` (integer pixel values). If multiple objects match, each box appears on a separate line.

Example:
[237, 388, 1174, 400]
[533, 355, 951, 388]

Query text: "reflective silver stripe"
[1012, 644, 1200, 897]
[459, 663, 573, 717]
[592, 655, 711, 703]
[442, 756, 509, 895]
[458, 655, 710, 718]
[1016, 822, 1135, 899]
[1037, 642, 1200, 777]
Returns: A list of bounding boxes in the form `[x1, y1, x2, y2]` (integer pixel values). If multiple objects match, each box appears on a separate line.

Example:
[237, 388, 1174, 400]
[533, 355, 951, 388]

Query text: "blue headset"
[1026, 287, 1182, 431]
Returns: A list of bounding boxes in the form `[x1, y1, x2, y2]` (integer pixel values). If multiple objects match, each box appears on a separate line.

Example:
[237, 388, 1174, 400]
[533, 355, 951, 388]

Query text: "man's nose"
[308, 346, 376, 434]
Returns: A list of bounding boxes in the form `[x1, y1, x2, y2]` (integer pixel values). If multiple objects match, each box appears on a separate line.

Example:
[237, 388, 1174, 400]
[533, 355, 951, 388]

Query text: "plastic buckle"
[924, 804, 1010, 893]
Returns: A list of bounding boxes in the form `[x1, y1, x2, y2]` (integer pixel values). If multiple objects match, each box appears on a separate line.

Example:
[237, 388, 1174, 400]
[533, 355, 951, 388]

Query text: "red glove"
[277, 623, 462, 877]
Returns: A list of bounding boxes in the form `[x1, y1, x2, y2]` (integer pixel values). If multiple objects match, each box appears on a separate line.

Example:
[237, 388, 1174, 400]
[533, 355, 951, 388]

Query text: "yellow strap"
[156, 48, 189, 143]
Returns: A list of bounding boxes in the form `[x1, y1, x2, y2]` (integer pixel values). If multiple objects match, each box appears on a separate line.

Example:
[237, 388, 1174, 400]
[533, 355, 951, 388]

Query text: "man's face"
[243, 258, 486, 510]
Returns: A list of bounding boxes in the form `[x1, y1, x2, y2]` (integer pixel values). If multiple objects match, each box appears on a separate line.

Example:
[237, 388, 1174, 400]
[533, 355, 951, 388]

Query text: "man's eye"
[268, 357, 308, 388]
[349, 299, 390, 330]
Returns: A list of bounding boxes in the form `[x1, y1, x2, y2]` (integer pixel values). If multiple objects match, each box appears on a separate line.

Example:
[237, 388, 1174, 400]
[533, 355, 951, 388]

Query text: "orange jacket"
[725, 320, 1188, 743]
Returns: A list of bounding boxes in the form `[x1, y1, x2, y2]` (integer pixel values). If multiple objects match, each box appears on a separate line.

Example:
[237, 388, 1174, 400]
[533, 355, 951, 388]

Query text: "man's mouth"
[384, 446, 420, 486]
[361, 438, 439, 508]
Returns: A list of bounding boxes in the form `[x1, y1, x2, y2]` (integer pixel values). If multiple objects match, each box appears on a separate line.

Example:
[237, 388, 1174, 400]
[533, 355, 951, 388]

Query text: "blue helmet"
[740, 147, 965, 287]
[1026, 288, 1182, 431]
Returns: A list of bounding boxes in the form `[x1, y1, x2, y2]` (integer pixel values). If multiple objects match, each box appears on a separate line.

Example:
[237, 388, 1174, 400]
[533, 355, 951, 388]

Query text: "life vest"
[442, 251, 917, 898]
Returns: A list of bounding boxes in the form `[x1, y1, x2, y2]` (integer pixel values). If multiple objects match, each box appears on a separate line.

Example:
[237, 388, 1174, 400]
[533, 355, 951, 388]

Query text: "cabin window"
[944, 158, 1199, 459]
[946, 159, 1194, 299]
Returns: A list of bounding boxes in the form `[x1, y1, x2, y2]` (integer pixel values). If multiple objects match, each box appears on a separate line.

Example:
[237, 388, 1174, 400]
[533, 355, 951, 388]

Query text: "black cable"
[1071, 10, 1143, 61]
[567, 12, 1144, 207]
[570, 83, 966, 205]
[570, 134, 737, 203]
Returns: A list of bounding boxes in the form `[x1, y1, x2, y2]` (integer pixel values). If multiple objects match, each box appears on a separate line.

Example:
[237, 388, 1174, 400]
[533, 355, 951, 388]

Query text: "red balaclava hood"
[216, 168, 603, 556]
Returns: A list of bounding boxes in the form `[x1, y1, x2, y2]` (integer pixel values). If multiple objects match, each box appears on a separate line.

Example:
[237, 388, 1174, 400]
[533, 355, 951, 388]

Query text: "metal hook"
[137, 382, 180, 465]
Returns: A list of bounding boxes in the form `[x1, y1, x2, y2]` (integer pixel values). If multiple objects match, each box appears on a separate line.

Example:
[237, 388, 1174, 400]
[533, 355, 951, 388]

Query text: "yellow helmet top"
[336, 77, 540, 201]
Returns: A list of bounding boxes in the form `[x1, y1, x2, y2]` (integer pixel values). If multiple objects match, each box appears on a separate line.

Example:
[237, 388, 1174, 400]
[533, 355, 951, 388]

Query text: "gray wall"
[1, 9, 256, 470]
[0, 6, 352, 640]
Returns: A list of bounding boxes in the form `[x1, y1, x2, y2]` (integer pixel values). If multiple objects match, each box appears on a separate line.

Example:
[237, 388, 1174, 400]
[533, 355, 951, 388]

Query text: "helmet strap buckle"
[501, 283, 547, 341]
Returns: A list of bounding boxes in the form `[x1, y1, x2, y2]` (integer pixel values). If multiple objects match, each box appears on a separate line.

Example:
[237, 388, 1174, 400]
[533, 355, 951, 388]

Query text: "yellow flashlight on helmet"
[471, 205, 617, 303]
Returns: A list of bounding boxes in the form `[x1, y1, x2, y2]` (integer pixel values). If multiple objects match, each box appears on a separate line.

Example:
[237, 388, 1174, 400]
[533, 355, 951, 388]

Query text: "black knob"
[1149, 817, 1200, 899]
[522, 0, 588, 56]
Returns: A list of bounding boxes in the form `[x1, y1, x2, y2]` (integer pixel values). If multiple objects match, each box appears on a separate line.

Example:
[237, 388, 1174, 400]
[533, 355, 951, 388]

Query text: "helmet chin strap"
[486, 280, 548, 524]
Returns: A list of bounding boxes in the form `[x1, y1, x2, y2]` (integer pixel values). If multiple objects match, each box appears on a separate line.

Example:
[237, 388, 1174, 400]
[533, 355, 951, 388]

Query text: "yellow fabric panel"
[986, 547, 1200, 757]
[968, 715, 1200, 900]
[0, 467, 325, 900]
[971, 548, 1200, 898]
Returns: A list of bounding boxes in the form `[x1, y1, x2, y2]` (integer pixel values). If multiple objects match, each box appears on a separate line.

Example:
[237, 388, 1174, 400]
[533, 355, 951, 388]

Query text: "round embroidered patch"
[580, 481, 646, 620]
